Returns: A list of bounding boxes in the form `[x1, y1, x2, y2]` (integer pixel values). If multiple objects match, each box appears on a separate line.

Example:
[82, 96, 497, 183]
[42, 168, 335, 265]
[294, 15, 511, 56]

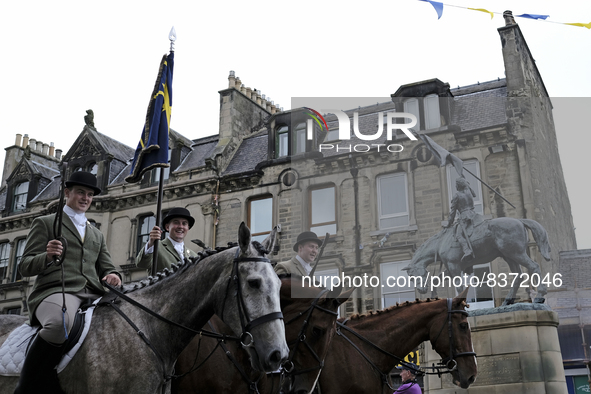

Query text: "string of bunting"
[418, 0, 591, 29]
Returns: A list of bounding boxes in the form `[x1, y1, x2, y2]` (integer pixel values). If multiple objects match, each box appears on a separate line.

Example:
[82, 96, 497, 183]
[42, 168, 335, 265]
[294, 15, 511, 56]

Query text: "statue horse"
[317, 289, 477, 393]
[172, 274, 354, 394]
[403, 217, 551, 305]
[0, 223, 288, 394]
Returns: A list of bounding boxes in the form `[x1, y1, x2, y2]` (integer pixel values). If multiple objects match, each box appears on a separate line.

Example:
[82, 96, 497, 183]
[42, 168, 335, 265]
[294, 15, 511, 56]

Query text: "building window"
[403, 95, 441, 131]
[424, 94, 441, 130]
[0, 242, 11, 282]
[446, 159, 483, 216]
[5, 307, 21, 315]
[464, 263, 494, 309]
[377, 173, 409, 229]
[404, 99, 420, 131]
[87, 162, 98, 175]
[293, 123, 306, 155]
[150, 148, 172, 184]
[309, 186, 337, 235]
[11, 239, 26, 282]
[276, 125, 288, 158]
[381, 261, 415, 308]
[248, 196, 273, 243]
[12, 182, 29, 212]
[137, 215, 156, 254]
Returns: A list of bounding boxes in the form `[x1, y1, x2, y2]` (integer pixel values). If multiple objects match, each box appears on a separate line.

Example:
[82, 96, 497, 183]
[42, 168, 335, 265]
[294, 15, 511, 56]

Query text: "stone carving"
[84, 109, 95, 128]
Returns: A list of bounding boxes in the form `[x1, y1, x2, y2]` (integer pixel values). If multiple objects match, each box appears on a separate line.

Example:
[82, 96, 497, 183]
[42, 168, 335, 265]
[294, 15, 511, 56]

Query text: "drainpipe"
[350, 155, 362, 314]
[212, 179, 220, 248]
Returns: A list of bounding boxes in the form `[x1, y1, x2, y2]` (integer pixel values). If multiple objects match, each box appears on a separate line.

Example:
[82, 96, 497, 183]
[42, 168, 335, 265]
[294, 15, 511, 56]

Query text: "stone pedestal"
[424, 303, 567, 394]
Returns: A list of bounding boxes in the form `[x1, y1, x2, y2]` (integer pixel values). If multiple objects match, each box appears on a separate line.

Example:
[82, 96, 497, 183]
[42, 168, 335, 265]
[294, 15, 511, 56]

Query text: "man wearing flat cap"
[274, 231, 322, 276]
[16, 171, 121, 393]
[136, 207, 199, 272]
[393, 362, 422, 393]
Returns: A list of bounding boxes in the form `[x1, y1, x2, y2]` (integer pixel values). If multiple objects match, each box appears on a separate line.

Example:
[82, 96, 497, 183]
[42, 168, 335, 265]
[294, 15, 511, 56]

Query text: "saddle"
[0, 298, 100, 376]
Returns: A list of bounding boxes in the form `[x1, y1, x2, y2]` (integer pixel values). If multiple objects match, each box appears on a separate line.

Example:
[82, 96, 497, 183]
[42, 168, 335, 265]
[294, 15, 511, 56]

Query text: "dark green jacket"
[20, 213, 120, 325]
[136, 237, 198, 272]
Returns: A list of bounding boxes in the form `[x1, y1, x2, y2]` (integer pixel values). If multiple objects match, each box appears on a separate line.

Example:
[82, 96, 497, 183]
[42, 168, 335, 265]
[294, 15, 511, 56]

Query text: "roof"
[223, 134, 268, 175]
[176, 135, 218, 173]
[92, 129, 135, 163]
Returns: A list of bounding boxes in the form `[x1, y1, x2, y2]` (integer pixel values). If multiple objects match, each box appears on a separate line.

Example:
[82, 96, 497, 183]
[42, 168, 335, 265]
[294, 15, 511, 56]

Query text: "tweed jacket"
[274, 255, 309, 277]
[136, 237, 198, 272]
[20, 213, 120, 326]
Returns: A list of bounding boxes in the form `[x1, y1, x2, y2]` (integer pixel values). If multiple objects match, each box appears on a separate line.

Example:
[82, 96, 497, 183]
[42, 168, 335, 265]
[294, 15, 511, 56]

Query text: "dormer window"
[276, 125, 288, 158]
[403, 94, 441, 131]
[88, 162, 98, 175]
[12, 182, 29, 212]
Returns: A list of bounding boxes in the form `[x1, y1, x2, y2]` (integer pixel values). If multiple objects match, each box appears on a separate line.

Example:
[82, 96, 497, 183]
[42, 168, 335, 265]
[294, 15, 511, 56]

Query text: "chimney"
[49, 142, 55, 157]
[42, 143, 49, 156]
[36, 141, 43, 153]
[29, 138, 37, 151]
[503, 10, 516, 26]
[235, 77, 242, 90]
[22, 134, 29, 148]
[56, 149, 62, 160]
[15, 134, 22, 147]
[246, 87, 252, 99]
[228, 70, 236, 88]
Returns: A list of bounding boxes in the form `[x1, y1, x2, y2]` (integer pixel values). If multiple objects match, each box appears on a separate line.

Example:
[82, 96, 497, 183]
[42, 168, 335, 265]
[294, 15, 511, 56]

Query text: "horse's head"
[279, 277, 354, 394]
[428, 288, 477, 389]
[402, 264, 429, 294]
[217, 223, 289, 372]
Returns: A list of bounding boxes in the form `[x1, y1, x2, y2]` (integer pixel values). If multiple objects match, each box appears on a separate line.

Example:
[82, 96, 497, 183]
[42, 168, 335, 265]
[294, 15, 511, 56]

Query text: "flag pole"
[151, 168, 165, 277]
[150, 27, 176, 277]
[462, 167, 516, 209]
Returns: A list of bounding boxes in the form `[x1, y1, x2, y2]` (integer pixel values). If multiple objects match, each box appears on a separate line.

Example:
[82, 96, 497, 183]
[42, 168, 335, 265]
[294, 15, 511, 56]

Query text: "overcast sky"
[1, 0, 589, 248]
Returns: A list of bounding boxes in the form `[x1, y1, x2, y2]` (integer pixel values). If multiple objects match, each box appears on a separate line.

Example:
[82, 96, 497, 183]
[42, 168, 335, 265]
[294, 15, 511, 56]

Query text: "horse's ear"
[238, 222, 251, 254]
[453, 287, 470, 306]
[325, 287, 354, 308]
[260, 225, 278, 254]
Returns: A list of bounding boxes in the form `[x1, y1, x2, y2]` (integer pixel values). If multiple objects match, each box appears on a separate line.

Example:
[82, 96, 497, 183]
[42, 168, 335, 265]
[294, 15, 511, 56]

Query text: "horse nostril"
[269, 349, 282, 365]
[468, 375, 476, 384]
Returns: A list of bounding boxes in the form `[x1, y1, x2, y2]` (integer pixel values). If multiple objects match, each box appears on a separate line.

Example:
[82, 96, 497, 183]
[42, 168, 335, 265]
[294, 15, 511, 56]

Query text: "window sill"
[370, 225, 418, 238]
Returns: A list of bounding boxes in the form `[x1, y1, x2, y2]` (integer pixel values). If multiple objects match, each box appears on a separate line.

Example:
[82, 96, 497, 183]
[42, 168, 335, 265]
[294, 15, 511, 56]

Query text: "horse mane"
[348, 298, 441, 320]
[121, 242, 240, 294]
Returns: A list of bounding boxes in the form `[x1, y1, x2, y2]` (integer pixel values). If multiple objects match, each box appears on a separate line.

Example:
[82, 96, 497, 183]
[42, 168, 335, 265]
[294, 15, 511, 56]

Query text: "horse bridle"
[224, 248, 284, 348]
[428, 298, 476, 375]
[282, 288, 337, 376]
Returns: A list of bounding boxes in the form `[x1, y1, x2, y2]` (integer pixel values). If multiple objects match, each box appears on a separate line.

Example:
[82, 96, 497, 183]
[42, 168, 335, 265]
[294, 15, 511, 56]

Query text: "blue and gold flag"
[126, 52, 174, 183]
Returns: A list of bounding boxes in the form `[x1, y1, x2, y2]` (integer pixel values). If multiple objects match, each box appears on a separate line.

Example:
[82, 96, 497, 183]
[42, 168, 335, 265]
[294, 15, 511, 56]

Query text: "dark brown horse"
[317, 288, 477, 394]
[172, 275, 353, 394]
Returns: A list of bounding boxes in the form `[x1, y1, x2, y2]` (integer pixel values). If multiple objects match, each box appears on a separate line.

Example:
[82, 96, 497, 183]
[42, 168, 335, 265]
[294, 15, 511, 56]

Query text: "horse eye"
[312, 327, 324, 337]
[459, 322, 468, 330]
[247, 278, 261, 289]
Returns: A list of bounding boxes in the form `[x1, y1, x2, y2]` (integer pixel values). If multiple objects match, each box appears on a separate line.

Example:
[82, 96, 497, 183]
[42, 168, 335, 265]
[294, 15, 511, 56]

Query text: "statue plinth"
[423, 303, 567, 393]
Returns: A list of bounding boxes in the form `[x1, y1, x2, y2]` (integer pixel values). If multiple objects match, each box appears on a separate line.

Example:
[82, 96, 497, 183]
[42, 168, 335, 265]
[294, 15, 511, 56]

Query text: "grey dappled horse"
[0, 223, 288, 394]
[404, 217, 551, 305]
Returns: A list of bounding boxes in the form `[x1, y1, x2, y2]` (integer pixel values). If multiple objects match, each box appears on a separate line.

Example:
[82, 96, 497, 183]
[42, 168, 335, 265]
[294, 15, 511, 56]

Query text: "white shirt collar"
[64, 205, 87, 226]
[167, 235, 185, 260]
[295, 255, 312, 275]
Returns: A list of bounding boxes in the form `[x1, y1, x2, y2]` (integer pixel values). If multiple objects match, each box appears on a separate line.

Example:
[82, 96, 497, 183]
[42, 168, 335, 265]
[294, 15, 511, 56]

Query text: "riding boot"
[458, 237, 474, 263]
[14, 335, 65, 394]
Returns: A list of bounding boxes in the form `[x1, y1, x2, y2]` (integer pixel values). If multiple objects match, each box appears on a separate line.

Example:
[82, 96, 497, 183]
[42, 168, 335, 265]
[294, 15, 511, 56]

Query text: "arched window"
[87, 162, 98, 175]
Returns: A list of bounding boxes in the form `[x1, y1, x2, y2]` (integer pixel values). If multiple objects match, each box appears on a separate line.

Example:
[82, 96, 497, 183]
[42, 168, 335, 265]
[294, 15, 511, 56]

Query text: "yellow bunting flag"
[566, 22, 591, 29]
[468, 8, 494, 19]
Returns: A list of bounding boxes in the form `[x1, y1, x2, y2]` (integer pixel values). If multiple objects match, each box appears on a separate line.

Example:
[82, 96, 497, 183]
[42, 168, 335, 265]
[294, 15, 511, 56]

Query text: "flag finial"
[169, 26, 177, 52]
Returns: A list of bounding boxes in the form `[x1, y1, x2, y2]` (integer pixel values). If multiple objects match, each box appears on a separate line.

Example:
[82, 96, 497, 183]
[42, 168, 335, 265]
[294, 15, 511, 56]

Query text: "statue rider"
[446, 177, 482, 263]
